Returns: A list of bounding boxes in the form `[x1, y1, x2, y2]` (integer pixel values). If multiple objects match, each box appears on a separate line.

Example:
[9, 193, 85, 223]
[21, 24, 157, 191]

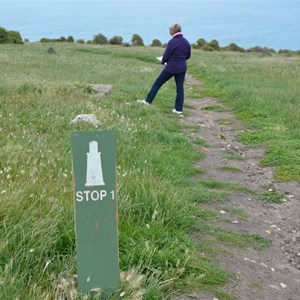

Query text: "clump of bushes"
[224, 43, 245, 53]
[192, 38, 219, 51]
[40, 36, 74, 43]
[66, 36, 74, 43]
[208, 39, 220, 50]
[39, 35, 87, 45]
[151, 39, 162, 47]
[109, 36, 123, 45]
[196, 38, 206, 48]
[40, 38, 59, 43]
[192, 37, 282, 54]
[0, 27, 23, 44]
[5, 27, 298, 55]
[247, 46, 275, 54]
[278, 49, 300, 56]
[278, 49, 292, 55]
[131, 34, 144, 46]
[92, 33, 108, 45]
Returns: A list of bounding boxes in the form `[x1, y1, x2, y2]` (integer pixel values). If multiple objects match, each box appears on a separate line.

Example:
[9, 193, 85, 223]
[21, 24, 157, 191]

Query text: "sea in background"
[1, 1, 300, 50]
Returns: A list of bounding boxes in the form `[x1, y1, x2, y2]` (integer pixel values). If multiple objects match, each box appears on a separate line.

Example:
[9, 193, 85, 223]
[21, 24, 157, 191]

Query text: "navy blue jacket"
[161, 33, 191, 74]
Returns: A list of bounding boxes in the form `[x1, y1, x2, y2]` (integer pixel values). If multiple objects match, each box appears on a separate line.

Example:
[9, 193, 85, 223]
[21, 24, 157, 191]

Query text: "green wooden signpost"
[71, 131, 120, 298]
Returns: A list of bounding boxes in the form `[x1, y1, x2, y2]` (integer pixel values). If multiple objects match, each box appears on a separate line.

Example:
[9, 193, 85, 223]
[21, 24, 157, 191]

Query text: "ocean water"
[0, 1, 300, 50]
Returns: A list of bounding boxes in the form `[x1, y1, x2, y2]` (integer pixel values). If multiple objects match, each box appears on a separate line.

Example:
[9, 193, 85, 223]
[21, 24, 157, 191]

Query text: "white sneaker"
[172, 109, 183, 115]
[137, 99, 149, 105]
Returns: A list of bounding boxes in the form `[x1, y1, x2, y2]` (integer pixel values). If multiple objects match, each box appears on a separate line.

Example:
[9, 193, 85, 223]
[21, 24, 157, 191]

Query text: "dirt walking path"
[175, 74, 300, 300]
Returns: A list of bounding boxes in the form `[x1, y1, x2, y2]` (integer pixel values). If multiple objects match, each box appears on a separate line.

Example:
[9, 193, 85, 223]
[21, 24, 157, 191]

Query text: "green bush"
[0, 27, 23, 44]
[151, 39, 162, 47]
[59, 36, 66, 42]
[131, 34, 144, 46]
[40, 37, 60, 43]
[197, 38, 207, 48]
[40, 37, 50, 43]
[278, 49, 292, 55]
[66, 36, 74, 43]
[202, 44, 214, 51]
[0, 27, 8, 43]
[76, 39, 85, 44]
[225, 42, 245, 52]
[109, 35, 123, 45]
[268, 48, 276, 54]
[248, 46, 265, 53]
[248, 46, 276, 55]
[93, 33, 108, 45]
[208, 39, 220, 50]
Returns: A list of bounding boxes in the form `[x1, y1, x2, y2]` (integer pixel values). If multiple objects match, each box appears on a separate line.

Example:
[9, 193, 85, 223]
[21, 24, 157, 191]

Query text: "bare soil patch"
[175, 74, 300, 300]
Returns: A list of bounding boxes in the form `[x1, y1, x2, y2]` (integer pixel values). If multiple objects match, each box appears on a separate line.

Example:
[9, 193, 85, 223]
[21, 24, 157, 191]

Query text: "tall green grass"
[189, 51, 300, 181]
[1, 43, 292, 299]
[0, 43, 231, 299]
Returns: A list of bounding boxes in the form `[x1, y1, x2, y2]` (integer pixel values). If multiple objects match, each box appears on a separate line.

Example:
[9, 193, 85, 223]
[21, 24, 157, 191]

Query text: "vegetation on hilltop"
[0, 43, 300, 299]
[2, 24, 298, 54]
[0, 27, 23, 44]
[39, 32, 300, 55]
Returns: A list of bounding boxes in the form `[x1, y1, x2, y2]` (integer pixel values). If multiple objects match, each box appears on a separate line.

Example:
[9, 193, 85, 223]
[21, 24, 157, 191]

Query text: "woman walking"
[137, 24, 191, 115]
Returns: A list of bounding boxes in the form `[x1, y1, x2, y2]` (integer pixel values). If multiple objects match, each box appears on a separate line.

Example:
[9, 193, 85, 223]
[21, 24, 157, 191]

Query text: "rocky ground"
[175, 74, 300, 300]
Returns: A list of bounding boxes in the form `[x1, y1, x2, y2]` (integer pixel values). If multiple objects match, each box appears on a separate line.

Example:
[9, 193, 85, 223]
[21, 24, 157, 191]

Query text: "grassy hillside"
[189, 51, 300, 181]
[0, 43, 299, 299]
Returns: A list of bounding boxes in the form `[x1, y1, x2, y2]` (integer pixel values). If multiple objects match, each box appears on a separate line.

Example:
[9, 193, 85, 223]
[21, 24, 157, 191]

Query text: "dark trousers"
[146, 69, 186, 111]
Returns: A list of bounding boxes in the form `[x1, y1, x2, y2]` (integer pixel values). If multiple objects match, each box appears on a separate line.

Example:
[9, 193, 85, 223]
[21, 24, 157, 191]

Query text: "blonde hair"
[169, 24, 182, 36]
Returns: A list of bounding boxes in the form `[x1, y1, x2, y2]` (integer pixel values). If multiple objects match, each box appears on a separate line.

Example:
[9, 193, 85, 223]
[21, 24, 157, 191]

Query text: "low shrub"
[197, 38, 207, 48]
[93, 33, 108, 45]
[278, 49, 292, 55]
[0, 27, 8, 43]
[202, 44, 214, 51]
[40, 37, 50, 43]
[151, 39, 162, 47]
[247, 46, 276, 55]
[40, 37, 60, 43]
[208, 39, 220, 50]
[225, 42, 245, 52]
[0, 27, 23, 44]
[66, 36, 74, 43]
[131, 34, 144, 46]
[248, 46, 265, 53]
[109, 35, 123, 45]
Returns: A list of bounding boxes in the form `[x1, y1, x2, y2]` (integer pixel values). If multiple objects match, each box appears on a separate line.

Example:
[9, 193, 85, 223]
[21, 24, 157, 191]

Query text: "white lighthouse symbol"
[85, 140, 105, 187]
